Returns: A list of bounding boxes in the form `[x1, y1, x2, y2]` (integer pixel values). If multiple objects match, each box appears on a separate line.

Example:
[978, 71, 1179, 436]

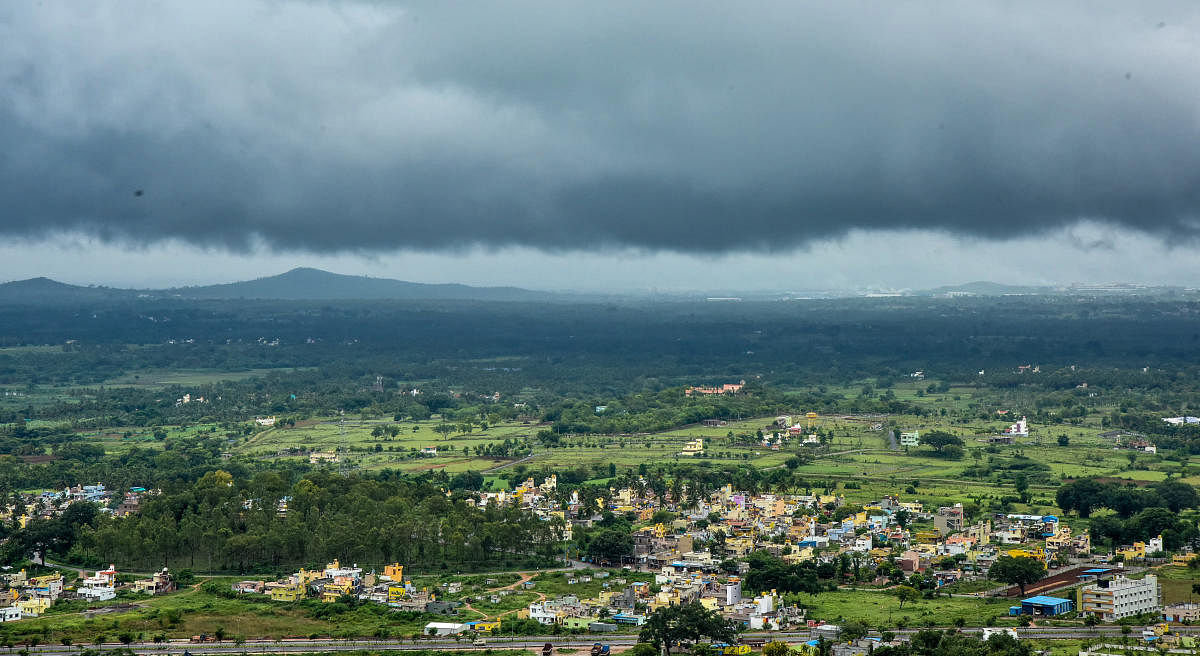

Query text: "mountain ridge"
[0, 268, 555, 302]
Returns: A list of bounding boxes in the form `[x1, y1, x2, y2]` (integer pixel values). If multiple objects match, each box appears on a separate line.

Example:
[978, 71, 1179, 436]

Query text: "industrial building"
[1013, 595, 1075, 617]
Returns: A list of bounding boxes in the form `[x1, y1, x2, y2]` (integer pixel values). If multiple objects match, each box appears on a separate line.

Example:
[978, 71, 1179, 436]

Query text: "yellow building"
[16, 598, 51, 617]
[383, 563, 404, 580]
[915, 530, 940, 543]
[1172, 553, 1198, 567]
[1116, 542, 1146, 562]
[388, 585, 407, 604]
[269, 584, 305, 602]
[1006, 547, 1045, 563]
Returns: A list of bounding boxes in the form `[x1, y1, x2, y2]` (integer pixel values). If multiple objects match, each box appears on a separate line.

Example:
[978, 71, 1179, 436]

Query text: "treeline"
[742, 551, 842, 595]
[1056, 478, 1199, 518]
[0, 433, 252, 496]
[8, 294, 1200, 400]
[1088, 507, 1198, 552]
[6, 470, 562, 574]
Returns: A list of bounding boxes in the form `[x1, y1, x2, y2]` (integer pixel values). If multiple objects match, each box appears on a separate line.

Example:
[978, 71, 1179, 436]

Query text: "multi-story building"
[1079, 574, 1160, 621]
[934, 504, 964, 534]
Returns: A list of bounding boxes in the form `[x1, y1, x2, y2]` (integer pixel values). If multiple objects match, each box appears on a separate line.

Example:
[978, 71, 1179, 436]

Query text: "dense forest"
[8, 470, 562, 574]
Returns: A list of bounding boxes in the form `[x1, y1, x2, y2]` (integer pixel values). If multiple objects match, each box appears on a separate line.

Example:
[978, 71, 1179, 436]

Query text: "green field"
[234, 418, 538, 474]
[801, 589, 1019, 628]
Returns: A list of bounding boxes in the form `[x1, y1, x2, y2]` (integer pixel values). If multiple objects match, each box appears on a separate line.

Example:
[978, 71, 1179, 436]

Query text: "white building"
[725, 579, 742, 605]
[0, 607, 21, 622]
[423, 622, 467, 636]
[1080, 574, 1160, 621]
[78, 585, 116, 601]
[899, 431, 920, 447]
[528, 602, 559, 625]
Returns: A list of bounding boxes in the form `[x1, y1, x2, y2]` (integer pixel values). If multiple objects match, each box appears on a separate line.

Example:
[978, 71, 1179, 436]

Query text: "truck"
[542, 643, 554, 656]
[472, 638, 487, 646]
[590, 643, 610, 656]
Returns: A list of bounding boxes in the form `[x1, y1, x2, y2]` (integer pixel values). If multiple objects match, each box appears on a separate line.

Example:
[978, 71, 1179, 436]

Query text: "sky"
[2, 2, 1200, 292]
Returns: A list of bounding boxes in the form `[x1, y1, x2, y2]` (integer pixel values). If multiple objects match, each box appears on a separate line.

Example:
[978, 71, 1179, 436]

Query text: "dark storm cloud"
[2, 2, 1200, 253]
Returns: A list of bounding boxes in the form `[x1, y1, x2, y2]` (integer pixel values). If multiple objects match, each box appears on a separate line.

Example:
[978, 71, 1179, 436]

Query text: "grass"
[235, 418, 536, 474]
[528, 570, 657, 600]
[801, 589, 1018, 628]
[0, 578, 490, 644]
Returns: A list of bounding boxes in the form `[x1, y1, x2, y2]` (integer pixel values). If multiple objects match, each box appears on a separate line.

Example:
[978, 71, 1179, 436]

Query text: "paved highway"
[15, 626, 1198, 656]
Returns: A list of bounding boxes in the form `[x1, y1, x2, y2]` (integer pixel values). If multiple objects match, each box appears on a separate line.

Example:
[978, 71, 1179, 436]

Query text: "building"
[268, 583, 305, 602]
[681, 439, 704, 456]
[423, 622, 467, 636]
[684, 383, 744, 396]
[133, 568, 175, 596]
[1079, 574, 1160, 621]
[1016, 595, 1074, 617]
[934, 504, 965, 534]
[1164, 603, 1200, 623]
[899, 431, 920, 447]
[382, 563, 404, 580]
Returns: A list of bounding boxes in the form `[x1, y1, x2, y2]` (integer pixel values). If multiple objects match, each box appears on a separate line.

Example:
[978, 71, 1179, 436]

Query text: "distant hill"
[170, 268, 553, 301]
[0, 268, 555, 303]
[917, 281, 1053, 296]
[0, 277, 135, 303]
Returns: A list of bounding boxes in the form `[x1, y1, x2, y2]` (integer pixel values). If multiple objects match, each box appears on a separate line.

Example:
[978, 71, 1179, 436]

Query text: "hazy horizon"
[1, 222, 1195, 294]
[4, 3, 1200, 292]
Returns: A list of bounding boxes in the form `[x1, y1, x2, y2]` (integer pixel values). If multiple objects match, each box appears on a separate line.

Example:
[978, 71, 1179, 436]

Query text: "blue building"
[1016, 595, 1074, 616]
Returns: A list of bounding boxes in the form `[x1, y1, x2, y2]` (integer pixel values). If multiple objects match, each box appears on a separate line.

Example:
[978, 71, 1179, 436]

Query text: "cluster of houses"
[0, 484, 155, 527]
[0, 565, 174, 622]
[231, 560, 465, 618]
[456, 476, 1200, 627]
[520, 570, 798, 633]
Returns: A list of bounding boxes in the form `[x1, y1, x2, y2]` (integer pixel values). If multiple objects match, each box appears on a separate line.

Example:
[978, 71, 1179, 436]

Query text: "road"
[15, 626, 1198, 656]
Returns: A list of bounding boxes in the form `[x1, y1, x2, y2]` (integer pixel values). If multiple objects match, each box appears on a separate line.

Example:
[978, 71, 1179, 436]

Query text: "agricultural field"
[234, 417, 538, 474]
[100, 367, 313, 388]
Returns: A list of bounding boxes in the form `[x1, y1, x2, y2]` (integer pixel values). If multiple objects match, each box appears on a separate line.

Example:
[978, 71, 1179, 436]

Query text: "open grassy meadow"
[801, 589, 1019, 628]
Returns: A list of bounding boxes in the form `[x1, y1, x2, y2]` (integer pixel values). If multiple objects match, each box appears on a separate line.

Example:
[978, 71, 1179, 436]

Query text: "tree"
[1152, 480, 1199, 513]
[920, 431, 963, 453]
[1056, 478, 1108, 518]
[893, 585, 920, 609]
[840, 621, 870, 642]
[762, 642, 790, 656]
[587, 528, 634, 563]
[1057, 435, 1069, 447]
[638, 602, 739, 656]
[989, 555, 1045, 596]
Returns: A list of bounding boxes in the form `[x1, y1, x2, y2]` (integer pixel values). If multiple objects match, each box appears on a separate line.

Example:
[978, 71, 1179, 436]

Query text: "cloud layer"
[2, 2, 1199, 253]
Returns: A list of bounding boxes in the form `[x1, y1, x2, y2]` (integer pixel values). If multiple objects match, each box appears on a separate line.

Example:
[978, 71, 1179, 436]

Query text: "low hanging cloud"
[2, 2, 1200, 254]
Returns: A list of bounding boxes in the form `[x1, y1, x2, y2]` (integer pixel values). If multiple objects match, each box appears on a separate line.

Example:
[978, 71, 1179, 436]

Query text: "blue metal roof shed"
[1020, 595, 1074, 616]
